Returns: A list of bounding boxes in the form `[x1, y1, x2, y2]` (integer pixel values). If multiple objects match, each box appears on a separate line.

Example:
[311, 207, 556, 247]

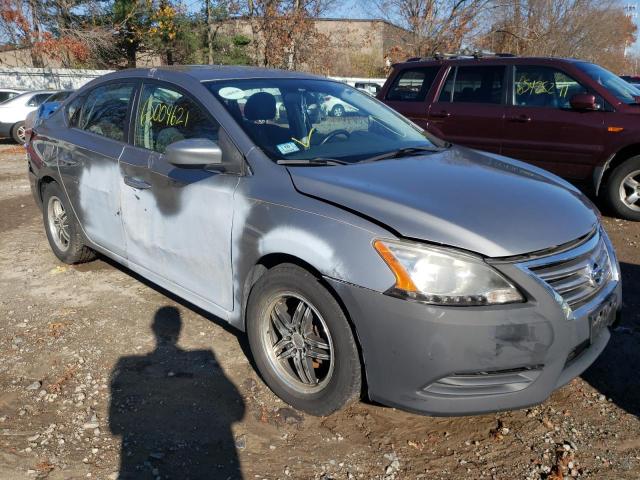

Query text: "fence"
[0, 67, 114, 91]
[0, 68, 386, 91]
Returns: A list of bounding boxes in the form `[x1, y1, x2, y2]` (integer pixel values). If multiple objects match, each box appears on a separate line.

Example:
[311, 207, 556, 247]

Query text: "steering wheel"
[320, 129, 351, 145]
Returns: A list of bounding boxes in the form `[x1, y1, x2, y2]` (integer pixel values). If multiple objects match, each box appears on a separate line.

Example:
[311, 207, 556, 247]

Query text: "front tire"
[11, 121, 25, 144]
[604, 156, 640, 221]
[42, 182, 96, 264]
[246, 264, 361, 416]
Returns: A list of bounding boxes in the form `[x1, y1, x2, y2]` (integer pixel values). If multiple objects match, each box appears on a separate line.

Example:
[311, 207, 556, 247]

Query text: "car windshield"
[205, 78, 436, 163]
[577, 62, 640, 104]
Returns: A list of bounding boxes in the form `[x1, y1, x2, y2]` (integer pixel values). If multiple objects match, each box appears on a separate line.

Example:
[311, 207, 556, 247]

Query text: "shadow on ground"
[93, 254, 258, 370]
[582, 261, 640, 418]
[108, 306, 245, 479]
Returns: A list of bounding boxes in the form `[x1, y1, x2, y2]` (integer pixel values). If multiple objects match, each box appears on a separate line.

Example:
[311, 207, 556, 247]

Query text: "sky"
[324, 0, 371, 19]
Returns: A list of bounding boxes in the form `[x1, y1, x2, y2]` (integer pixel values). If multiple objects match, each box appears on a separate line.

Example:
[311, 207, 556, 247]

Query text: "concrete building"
[0, 45, 64, 69]
[221, 18, 411, 76]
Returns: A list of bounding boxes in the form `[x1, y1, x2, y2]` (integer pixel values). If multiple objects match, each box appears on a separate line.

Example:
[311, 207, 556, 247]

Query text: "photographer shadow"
[109, 306, 245, 479]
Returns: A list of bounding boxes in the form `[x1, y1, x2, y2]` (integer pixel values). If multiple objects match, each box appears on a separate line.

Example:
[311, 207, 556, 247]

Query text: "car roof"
[17, 90, 58, 96]
[99, 65, 328, 83]
[393, 56, 589, 69]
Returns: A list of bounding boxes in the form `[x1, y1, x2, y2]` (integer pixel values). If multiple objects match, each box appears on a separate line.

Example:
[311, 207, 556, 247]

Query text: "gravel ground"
[1, 142, 639, 480]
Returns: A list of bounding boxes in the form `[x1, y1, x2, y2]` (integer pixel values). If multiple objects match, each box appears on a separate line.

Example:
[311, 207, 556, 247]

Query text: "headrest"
[244, 92, 276, 121]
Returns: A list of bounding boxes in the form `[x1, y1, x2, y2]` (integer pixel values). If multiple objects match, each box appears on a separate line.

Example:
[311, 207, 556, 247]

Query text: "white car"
[354, 82, 382, 96]
[321, 95, 359, 117]
[0, 90, 57, 143]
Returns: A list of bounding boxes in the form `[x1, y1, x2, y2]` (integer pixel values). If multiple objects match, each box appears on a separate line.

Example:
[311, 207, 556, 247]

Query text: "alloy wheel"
[47, 195, 70, 252]
[619, 169, 640, 212]
[332, 105, 344, 117]
[261, 292, 334, 394]
[16, 125, 26, 143]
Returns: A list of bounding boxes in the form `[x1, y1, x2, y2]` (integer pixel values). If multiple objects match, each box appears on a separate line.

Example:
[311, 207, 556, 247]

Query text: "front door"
[120, 81, 239, 311]
[57, 82, 136, 258]
[501, 65, 606, 180]
[427, 65, 507, 154]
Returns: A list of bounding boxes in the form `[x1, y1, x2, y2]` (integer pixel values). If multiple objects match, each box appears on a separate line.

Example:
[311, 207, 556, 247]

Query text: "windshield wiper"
[359, 146, 444, 164]
[277, 157, 349, 166]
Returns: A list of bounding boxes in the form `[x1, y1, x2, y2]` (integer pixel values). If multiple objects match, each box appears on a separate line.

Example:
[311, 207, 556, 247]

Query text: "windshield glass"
[577, 62, 640, 104]
[205, 79, 436, 163]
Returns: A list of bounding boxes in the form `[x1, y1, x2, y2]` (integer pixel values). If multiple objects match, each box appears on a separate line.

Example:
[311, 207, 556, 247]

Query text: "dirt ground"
[1, 141, 639, 480]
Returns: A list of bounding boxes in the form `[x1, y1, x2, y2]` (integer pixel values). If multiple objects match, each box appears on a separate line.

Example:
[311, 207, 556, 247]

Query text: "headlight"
[373, 239, 524, 306]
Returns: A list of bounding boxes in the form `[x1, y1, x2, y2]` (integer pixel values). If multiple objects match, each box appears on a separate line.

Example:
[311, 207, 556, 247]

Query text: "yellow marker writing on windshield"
[291, 127, 315, 149]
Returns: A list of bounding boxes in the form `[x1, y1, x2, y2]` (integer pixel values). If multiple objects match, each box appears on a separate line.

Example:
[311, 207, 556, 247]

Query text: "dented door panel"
[57, 133, 126, 257]
[120, 145, 238, 312]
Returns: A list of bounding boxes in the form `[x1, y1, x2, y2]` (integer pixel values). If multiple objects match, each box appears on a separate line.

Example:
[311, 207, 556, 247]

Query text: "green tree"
[112, 0, 153, 67]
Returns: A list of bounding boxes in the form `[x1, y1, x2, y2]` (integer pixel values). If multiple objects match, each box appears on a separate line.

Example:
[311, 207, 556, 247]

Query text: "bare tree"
[0, 0, 116, 68]
[478, 0, 636, 72]
[244, 0, 335, 71]
[369, 0, 492, 58]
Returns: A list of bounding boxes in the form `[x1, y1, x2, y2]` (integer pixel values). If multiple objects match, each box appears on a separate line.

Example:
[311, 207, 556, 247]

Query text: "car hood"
[287, 146, 598, 258]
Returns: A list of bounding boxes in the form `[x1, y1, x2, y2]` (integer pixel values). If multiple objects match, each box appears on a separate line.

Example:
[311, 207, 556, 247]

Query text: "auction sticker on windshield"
[276, 142, 300, 155]
[218, 87, 245, 100]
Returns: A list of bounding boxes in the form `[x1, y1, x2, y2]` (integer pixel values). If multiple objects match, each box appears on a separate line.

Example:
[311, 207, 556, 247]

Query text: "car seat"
[243, 92, 291, 147]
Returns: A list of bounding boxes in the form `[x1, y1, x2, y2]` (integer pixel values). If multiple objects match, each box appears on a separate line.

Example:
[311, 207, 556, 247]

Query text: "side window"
[135, 83, 219, 154]
[438, 68, 455, 102]
[514, 66, 589, 109]
[28, 94, 53, 107]
[451, 66, 505, 104]
[386, 67, 440, 101]
[66, 96, 84, 128]
[78, 83, 135, 142]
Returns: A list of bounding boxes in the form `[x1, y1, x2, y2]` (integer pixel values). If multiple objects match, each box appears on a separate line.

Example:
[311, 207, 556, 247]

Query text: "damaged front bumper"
[326, 231, 621, 416]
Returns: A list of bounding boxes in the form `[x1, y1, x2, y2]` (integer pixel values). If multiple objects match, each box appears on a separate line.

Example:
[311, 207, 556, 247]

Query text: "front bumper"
[327, 266, 620, 416]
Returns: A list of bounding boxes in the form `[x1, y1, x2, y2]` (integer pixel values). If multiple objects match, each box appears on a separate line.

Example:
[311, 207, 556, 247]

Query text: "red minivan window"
[385, 67, 440, 102]
[438, 66, 506, 104]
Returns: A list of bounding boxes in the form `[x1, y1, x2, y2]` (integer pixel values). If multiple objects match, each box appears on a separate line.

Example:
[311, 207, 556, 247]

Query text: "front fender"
[229, 182, 396, 329]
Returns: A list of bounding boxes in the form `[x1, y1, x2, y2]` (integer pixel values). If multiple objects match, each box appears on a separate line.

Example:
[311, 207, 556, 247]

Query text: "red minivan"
[379, 55, 640, 220]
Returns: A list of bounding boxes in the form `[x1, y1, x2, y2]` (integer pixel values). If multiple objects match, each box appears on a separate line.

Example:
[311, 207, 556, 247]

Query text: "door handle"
[508, 114, 531, 123]
[124, 176, 151, 190]
[431, 110, 451, 118]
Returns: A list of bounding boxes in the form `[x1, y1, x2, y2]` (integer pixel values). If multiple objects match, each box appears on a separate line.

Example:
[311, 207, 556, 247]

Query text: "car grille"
[524, 230, 612, 309]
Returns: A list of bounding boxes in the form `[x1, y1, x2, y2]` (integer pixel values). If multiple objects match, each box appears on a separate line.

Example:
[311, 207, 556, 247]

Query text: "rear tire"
[246, 264, 361, 416]
[330, 104, 345, 117]
[11, 121, 25, 144]
[42, 182, 96, 264]
[604, 156, 640, 221]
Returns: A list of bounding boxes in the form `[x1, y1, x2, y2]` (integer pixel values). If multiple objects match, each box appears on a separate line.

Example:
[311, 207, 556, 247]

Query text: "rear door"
[427, 65, 507, 154]
[502, 64, 606, 180]
[119, 80, 239, 311]
[57, 82, 136, 258]
[383, 66, 441, 129]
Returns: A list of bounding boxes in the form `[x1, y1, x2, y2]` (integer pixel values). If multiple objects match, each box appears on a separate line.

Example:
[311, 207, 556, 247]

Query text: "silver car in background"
[0, 90, 58, 143]
[27, 66, 621, 416]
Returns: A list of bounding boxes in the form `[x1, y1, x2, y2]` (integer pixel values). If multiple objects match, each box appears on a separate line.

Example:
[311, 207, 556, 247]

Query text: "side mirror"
[570, 93, 598, 111]
[165, 138, 222, 167]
